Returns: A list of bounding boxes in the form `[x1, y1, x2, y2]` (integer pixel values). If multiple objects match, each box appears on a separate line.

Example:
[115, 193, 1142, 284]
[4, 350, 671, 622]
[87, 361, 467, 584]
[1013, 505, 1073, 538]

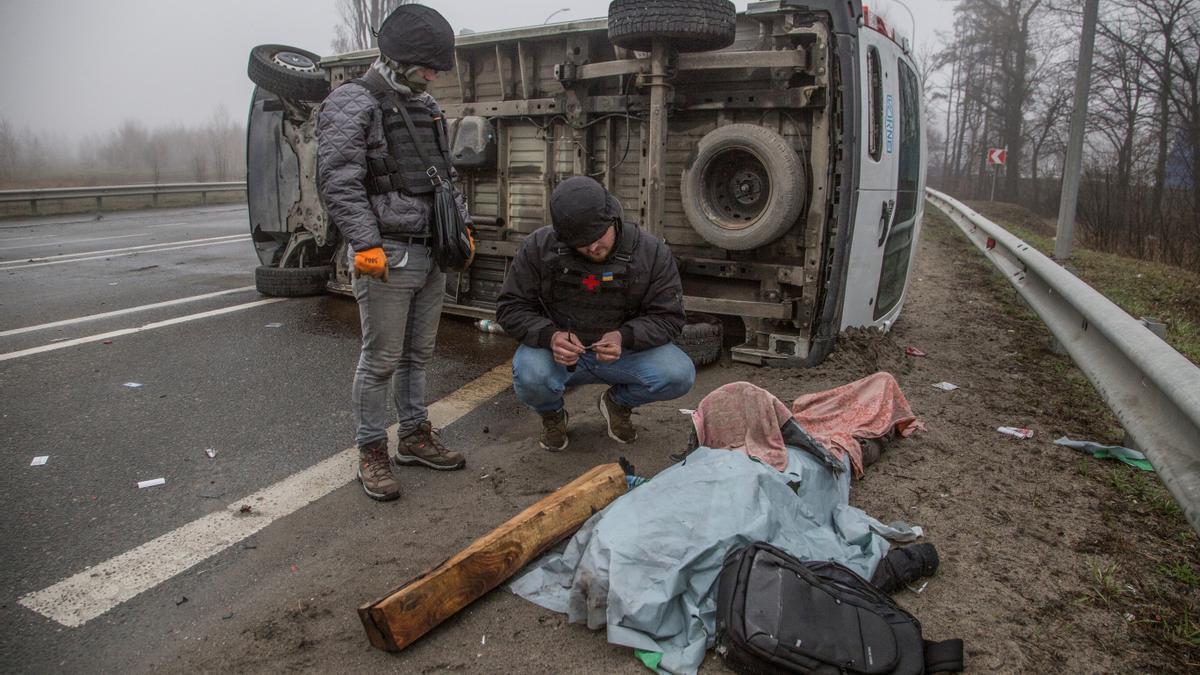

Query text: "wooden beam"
[359, 463, 627, 652]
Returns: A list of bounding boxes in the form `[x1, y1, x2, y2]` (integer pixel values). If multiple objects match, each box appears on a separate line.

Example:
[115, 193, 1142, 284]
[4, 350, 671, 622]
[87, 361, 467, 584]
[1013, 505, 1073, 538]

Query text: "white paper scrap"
[264, 323, 283, 328]
[204, 448, 216, 459]
[137, 478, 166, 489]
[31, 456, 49, 466]
[931, 382, 959, 391]
[123, 382, 144, 388]
[678, 408, 695, 415]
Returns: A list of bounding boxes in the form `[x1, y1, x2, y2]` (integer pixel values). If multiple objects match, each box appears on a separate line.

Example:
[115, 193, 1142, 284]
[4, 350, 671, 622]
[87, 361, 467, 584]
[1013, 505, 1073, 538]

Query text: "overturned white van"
[245, 0, 925, 366]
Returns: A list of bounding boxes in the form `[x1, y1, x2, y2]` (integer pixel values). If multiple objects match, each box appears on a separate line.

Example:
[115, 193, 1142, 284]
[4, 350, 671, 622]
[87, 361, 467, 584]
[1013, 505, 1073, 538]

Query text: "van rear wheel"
[255, 265, 330, 297]
[674, 312, 724, 367]
[607, 0, 737, 53]
[247, 44, 330, 102]
[681, 124, 807, 251]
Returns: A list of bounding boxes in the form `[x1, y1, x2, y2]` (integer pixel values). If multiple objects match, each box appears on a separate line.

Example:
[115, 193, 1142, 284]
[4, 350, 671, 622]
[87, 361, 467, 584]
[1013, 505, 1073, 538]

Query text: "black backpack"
[715, 543, 964, 674]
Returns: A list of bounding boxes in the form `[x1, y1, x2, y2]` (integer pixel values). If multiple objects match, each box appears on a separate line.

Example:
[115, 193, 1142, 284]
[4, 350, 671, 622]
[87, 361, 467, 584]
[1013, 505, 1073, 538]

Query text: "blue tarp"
[510, 446, 916, 674]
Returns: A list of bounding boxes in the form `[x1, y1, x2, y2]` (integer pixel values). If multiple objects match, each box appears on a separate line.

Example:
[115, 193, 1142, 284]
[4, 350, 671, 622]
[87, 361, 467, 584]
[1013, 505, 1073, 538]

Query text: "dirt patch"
[165, 207, 1198, 673]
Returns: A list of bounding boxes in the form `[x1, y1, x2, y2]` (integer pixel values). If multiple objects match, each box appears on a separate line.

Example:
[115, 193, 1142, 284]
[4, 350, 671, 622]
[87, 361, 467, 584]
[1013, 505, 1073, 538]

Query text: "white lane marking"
[0, 286, 257, 337]
[0, 298, 285, 362]
[0, 234, 246, 267]
[0, 234, 57, 243]
[18, 361, 514, 628]
[0, 233, 147, 252]
[0, 237, 250, 271]
[143, 221, 188, 229]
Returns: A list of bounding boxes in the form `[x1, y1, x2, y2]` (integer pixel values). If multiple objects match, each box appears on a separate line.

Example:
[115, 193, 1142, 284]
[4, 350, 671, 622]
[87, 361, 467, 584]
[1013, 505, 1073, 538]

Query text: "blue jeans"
[351, 243, 445, 447]
[512, 342, 696, 414]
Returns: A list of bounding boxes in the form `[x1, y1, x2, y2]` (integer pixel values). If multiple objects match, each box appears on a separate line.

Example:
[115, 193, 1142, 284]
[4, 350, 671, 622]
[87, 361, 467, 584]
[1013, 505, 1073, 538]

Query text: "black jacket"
[496, 224, 686, 351]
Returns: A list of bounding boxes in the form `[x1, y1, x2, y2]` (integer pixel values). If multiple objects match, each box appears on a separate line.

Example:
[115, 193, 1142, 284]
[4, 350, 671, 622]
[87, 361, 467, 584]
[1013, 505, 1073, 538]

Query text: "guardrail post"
[152, 193, 159, 207]
[201, 191, 208, 205]
[95, 196, 102, 211]
[30, 199, 38, 215]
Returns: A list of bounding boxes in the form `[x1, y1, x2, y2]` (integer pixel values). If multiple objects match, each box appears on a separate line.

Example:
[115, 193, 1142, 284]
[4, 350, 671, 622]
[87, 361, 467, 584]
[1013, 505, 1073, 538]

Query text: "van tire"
[608, 0, 737, 53]
[247, 44, 330, 102]
[674, 312, 724, 367]
[681, 124, 806, 251]
[255, 265, 330, 297]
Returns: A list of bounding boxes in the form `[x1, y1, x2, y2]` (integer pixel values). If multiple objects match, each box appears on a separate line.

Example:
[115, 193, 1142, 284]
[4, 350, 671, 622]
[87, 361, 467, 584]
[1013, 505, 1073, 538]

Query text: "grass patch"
[0, 192, 245, 219]
[963, 200, 1200, 365]
[1106, 468, 1185, 520]
[1158, 561, 1200, 590]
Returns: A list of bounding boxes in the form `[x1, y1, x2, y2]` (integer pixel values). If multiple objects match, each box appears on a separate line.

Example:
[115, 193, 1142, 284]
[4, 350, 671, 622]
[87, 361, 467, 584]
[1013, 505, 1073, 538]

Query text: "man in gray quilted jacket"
[317, 4, 470, 502]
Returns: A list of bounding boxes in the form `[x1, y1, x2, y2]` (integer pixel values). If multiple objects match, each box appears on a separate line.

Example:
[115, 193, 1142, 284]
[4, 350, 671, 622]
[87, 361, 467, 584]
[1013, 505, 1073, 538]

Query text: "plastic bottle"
[476, 319, 505, 335]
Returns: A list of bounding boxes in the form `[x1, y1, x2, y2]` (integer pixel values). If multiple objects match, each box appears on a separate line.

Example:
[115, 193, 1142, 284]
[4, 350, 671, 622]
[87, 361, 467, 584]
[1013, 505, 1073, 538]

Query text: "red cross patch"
[582, 274, 600, 291]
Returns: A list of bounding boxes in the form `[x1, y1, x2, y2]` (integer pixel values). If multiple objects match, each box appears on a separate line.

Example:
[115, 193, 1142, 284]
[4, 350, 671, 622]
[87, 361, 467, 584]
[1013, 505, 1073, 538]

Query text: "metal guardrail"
[0, 182, 247, 214]
[926, 187, 1200, 535]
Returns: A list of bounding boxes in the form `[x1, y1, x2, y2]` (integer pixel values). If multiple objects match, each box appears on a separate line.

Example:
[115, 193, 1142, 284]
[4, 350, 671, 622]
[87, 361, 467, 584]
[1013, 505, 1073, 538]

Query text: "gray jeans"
[351, 242, 445, 447]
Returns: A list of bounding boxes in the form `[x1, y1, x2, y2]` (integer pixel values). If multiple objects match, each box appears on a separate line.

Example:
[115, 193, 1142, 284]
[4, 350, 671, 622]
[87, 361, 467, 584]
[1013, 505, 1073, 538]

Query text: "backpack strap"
[924, 638, 965, 673]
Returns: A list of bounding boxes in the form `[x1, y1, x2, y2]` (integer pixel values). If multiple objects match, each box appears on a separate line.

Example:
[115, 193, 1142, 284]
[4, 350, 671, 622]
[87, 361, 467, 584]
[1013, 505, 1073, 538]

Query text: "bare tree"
[331, 0, 411, 54]
[0, 117, 18, 182]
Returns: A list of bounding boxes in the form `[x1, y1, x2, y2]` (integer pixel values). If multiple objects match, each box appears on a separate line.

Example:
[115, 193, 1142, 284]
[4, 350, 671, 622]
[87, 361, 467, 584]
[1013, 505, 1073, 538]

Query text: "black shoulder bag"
[389, 97, 474, 272]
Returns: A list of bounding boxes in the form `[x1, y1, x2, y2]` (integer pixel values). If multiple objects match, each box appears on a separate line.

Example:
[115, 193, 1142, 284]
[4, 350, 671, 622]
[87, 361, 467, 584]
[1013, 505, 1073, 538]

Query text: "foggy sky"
[0, 0, 957, 142]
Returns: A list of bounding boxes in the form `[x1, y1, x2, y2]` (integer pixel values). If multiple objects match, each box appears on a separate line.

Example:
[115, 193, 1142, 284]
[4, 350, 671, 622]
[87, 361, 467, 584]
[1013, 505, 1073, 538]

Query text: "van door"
[841, 48, 924, 330]
[840, 31, 903, 329]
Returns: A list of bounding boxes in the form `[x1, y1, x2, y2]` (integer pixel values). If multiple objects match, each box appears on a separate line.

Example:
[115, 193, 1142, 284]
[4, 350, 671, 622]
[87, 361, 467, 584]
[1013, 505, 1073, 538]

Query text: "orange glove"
[354, 246, 389, 281]
[466, 227, 476, 266]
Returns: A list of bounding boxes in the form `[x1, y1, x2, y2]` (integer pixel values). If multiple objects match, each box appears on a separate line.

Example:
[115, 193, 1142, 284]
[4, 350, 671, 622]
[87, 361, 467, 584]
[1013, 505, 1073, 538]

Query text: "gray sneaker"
[357, 439, 400, 501]
[394, 421, 466, 470]
[539, 409, 569, 451]
[598, 388, 637, 444]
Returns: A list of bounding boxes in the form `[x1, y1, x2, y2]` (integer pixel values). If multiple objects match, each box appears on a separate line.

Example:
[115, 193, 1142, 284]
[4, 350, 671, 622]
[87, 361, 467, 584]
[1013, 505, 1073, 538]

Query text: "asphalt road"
[0, 205, 518, 672]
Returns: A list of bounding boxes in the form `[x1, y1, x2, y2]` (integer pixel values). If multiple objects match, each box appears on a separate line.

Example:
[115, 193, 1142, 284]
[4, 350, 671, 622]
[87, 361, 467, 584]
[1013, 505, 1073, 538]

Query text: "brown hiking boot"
[598, 388, 637, 444]
[539, 409, 569, 451]
[357, 439, 400, 501]
[394, 420, 466, 470]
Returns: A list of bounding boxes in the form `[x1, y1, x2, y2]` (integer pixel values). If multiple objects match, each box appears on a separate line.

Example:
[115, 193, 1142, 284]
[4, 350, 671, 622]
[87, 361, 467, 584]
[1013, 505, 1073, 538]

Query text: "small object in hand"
[905, 346, 926, 357]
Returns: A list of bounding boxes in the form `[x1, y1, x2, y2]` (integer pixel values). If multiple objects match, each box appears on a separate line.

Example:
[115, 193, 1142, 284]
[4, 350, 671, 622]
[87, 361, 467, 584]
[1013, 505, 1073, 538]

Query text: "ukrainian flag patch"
[602, 271, 614, 282]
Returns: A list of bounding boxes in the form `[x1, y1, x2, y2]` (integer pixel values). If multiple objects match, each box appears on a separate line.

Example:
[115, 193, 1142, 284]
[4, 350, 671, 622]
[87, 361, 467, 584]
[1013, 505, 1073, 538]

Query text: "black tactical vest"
[353, 72, 453, 197]
[542, 222, 641, 345]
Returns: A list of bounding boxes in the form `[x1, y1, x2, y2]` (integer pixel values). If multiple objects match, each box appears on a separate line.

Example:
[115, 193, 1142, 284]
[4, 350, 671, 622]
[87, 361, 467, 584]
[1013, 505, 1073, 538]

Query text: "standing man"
[496, 176, 696, 451]
[317, 4, 469, 502]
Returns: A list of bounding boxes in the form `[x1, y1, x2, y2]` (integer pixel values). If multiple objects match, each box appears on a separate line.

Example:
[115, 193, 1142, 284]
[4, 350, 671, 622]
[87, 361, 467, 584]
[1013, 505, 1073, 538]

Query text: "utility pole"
[1054, 0, 1099, 262]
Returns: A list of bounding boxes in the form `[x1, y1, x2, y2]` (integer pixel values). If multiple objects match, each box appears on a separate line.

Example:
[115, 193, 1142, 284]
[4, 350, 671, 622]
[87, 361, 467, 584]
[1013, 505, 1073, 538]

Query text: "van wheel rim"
[273, 51, 318, 72]
[703, 149, 770, 230]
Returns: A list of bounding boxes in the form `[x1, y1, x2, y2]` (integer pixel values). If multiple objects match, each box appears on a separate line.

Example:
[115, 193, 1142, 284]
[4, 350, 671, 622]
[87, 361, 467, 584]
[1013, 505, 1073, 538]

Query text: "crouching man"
[496, 176, 696, 450]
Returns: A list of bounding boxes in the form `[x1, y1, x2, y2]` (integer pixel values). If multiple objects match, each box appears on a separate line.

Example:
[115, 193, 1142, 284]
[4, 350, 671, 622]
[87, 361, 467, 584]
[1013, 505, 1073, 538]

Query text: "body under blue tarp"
[510, 446, 916, 674]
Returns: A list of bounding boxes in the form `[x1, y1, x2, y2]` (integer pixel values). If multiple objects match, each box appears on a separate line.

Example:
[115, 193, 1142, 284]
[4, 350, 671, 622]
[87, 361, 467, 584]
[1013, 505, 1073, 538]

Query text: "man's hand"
[592, 331, 623, 363]
[354, 246, 389, 281]
[551, 331, 586, 367]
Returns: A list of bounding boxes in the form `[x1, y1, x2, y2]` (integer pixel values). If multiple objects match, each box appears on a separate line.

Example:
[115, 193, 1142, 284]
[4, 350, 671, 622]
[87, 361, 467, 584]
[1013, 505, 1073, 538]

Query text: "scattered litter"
[264, 322, 283, 328]
[481, 635, 486, 646]
[239, 505, 252, 513]
[123, 382, 144, 389]
[175, 596, 188, 606]
[49, 337, 70, 343]
[1054, 436, 1153, 471]
[198, 490, 224, 499]
[678, 408, 695, 415]
[905, 346, 927, 357]
[997, 426, 1034, 439]
[204, 448, 217, 459]
[241, 543, 258, 550]
[108, 282, 118, 286]
[31, 456, 49, 466]
[931, 382, 958, 391]
[290, 564, 299, 573]
[906, 581, 928, 594]
[222, 613, 234, 620]
[480, 474, 490, 480]
[137, 477, 166, 489]
[482, 426, 489, 434]
[1124, 613, 1135, 623]
[102, 340, 113, 345]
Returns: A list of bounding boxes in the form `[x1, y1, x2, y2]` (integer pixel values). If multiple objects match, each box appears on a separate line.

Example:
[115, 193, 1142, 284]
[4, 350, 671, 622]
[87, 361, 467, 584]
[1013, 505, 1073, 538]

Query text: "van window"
[873, 58, 920, 319]
[867, 47, 882, 162]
